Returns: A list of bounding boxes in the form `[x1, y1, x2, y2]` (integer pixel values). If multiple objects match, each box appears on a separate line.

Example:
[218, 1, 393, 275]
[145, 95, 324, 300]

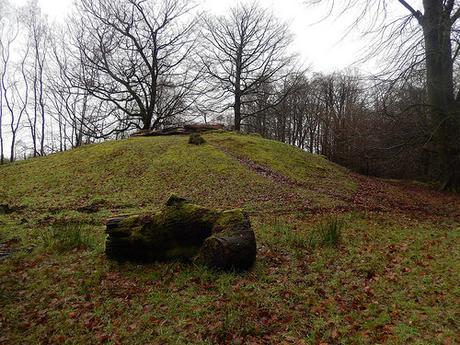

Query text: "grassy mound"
[1, 131, 459, 344]
[0, 131, 356, 216]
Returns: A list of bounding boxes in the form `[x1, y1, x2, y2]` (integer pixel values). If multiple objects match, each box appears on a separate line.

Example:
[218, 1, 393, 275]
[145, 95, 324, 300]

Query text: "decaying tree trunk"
[196, 209, 256, 270]
[105, 195, 256, 271]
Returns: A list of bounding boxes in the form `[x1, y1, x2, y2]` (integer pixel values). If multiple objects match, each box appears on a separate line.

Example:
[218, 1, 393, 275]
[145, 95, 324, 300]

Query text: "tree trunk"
[422, 0, 460, 190]
[105, 195, 257, 271]
[234, 44, 243, 132]
[197, 210, 256, 271]
[32, 57, 38, 158]
[0, 79, 3, 165]
[39, 61, 45, 156]
[9, 133, 15, 163]
[234, 93, 242, 131]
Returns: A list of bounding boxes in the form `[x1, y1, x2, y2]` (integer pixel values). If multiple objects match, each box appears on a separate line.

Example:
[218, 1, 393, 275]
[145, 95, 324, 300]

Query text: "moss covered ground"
[0, 131, 459, 344]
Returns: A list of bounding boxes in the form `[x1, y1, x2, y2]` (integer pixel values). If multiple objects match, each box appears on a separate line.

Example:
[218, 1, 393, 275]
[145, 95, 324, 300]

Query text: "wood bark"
[422, 0, 460, 190]
[105, 195, 256, 271]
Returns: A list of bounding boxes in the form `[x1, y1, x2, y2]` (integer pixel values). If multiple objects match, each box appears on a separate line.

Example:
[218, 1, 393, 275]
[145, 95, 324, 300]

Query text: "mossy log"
[105, 195, 256, 271]
[196, 210, 256, 270]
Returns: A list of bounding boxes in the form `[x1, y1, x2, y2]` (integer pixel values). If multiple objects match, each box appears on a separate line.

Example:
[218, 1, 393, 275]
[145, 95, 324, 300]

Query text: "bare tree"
[8, 46, 30, 162]
[20, 0, 49, 157]
[0, 0, 13, 164]
[72, 0, 200, 131]
[34, 19, 47, 157]
[201, 2, 295, 131]
[0, 6, 26, 163]
[47, 27, 103, 149]
[0, 16, 6, 164]
[307, 0, 460, 190]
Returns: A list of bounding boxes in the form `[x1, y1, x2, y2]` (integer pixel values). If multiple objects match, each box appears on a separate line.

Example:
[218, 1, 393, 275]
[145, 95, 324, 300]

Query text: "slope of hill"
[0, 131, 459, 345]
[0, 131, 356, 216]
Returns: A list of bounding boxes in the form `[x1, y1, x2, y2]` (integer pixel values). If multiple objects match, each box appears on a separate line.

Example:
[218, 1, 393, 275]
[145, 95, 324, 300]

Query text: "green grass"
[317, 216, 343, 247]
[258, 216, 343, 250]
[206, 132, 356, 197]
[0, 213, 458, 344]
[0, 132, 355, 217]
[0, 131, 459, 344]
[39, 223, 105, 253]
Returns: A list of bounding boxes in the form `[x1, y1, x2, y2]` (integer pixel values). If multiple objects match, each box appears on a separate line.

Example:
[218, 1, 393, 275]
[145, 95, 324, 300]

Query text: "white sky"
[3, 0, 424, 156]
[201, 0, 365, 73]
[10, 0, 422, 73]
[12, 0, 417, 74]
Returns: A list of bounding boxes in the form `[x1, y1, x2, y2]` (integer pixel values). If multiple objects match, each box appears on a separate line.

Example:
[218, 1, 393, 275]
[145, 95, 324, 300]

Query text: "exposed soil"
[213, 143, 460, 220]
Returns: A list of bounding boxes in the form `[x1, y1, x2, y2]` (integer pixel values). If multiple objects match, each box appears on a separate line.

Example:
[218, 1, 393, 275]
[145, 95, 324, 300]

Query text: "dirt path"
[212, 143, 460, 219]
[211, 142, 353, 202]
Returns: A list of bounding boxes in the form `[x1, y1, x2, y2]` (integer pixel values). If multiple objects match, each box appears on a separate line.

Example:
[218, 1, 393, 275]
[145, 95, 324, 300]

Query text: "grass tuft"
[263, 216, 344, 249]
[39, 223, 103, 253]
[316, 216, 343, 247]
[188, 133, 206, 145]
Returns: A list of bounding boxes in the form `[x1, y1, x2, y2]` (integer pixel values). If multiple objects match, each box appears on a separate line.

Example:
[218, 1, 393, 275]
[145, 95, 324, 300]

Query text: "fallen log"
[105, 195, 256, 271]
[130, 123, 225, 137]
[196, 210, 256, 270]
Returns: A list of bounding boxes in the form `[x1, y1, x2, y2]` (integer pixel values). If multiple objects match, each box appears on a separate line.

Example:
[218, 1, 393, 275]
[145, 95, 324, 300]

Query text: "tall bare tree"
[307, 0, 460, 190]
[8, 45, 30, 162]
[0, 0, 13, 164]
[20, 0, 49, 157]
[47, 26, 101, 149]
[72, 0, 200, 131]
[201, 2, 295, 131]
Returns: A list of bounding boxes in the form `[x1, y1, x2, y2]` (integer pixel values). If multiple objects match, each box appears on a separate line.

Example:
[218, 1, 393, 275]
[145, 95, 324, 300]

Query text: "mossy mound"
[0, 132, 356, 214]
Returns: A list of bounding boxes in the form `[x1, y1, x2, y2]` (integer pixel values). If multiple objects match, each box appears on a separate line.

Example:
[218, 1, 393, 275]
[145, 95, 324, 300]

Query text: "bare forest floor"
[0, 131, 459, 344]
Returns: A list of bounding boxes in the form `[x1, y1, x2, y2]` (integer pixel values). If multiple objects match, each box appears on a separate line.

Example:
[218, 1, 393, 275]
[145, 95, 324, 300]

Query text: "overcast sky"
[3, 0, 423, 156]
[11, 0, 421, 74]
[15, 0, 390, 73]
[10, 0, 424, 74]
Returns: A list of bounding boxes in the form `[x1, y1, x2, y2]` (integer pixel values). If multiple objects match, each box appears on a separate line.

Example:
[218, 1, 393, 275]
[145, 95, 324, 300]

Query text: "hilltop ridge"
[0, 132, 356, 217]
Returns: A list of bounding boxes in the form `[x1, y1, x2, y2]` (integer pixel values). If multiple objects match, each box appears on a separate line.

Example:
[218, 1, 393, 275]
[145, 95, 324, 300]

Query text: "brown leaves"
[350, 173, 460, 220]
